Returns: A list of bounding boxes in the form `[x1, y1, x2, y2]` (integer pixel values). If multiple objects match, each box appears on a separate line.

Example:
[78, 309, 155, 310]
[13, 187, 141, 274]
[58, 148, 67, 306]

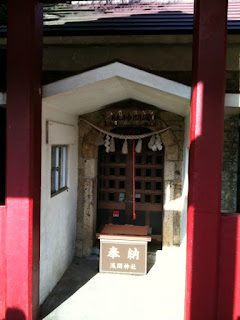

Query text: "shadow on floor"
[39, 257, 99, 319]
[39, 241, 161, 319]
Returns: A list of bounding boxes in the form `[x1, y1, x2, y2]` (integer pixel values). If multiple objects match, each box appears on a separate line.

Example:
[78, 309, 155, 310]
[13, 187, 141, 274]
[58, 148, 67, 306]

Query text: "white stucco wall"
[175, 113, 190, 319]
[40, 102, 78, 304]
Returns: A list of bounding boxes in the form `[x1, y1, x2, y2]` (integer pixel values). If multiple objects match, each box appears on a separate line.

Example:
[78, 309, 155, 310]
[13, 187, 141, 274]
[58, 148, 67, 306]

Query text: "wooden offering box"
[97, 225, 151, 275]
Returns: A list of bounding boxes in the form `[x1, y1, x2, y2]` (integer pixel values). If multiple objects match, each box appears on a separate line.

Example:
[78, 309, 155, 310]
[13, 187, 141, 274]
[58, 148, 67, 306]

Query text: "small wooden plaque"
[100, 239, 147, 275]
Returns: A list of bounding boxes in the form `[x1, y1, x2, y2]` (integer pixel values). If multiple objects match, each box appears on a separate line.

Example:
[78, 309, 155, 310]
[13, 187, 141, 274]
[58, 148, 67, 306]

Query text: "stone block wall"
[221, 115, 239, 212]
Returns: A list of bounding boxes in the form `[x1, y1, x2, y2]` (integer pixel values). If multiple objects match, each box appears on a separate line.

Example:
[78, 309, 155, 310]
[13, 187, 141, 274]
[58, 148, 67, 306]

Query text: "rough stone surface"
[166, 144, 179, 161]
[162, 210, 173, 246]
[174, 161, 183, 183]
[85, 159, 97, 178]
[221, 181, 238, 213]
[82, 142, 97, 159]
[174, 184, 182, 200]
[160, 130, 175, 147]
[221, 115, 239, 212]
[173, 211, 181, 246]
[75, 240, 83, 257]
[164, 181, 175, 203]
[164, 161, 175, 181]
[178, 150, 183, 161]
[160, 111, 184, 122]
[82, 178, 97, 256]
[223, 142, 238, 161]
[174, 130, 184, 142]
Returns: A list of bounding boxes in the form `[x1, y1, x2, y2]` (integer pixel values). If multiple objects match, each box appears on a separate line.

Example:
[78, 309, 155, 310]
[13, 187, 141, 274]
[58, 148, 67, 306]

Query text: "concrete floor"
[40, 247, 186, 320]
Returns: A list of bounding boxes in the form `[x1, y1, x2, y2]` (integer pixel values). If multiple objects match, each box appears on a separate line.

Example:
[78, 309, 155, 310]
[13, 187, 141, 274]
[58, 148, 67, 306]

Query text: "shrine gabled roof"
[41, 62, 240, 116]
[43, 62, 191, 116]
[1, 1, 240, 36]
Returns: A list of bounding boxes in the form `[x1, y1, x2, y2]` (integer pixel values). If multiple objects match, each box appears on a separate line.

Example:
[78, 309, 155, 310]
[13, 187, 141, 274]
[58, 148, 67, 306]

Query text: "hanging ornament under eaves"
[135, 139, 142, 153]
[79, 118, 173, 153]
[122, 139, 128, 154]
[148, 134, 163, 151]
[155, 134, 163, 151]
[104, 135, 110, 153]
[148, 135, 155, 149]
[110, 137, 115, 152]
[152, 143, 157, 151]
[79, 118, 174, 154]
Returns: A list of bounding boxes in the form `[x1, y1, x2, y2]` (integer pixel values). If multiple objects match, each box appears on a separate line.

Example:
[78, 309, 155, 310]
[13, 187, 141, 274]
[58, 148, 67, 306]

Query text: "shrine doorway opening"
[97, 127, 164, 244]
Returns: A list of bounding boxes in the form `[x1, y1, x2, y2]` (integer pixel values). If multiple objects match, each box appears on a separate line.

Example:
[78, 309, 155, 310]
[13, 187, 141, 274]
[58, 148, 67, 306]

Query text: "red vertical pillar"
[0, 206, 6, 319]
[185, 1, 228, 320]
[6, 1, 43, 320]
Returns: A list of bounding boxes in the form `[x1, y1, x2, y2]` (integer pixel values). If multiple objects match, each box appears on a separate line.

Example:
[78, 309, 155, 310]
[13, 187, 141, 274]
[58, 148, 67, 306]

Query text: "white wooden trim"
[47, 121, 77, 145]
[43, 62, 191, 101]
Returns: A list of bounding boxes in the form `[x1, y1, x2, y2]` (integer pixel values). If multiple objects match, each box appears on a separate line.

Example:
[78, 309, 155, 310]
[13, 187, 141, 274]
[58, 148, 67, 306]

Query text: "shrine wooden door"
[97, 128, 164, 241]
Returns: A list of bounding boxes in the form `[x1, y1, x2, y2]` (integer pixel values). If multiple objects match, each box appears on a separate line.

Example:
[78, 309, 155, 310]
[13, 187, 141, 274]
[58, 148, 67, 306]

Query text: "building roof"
[1, 1, 240, 36]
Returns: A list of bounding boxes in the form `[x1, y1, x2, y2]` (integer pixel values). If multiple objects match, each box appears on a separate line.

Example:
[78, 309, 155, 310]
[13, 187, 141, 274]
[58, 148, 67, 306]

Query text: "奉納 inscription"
[100, 240, 147, 274]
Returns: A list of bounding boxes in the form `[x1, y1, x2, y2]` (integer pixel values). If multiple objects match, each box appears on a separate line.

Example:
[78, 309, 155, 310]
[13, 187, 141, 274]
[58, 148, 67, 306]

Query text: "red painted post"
[185, 1, 228, 320]
[6, 1, 43, 320]
[0, 206, 6, 319]
[218, 215, 240, 320]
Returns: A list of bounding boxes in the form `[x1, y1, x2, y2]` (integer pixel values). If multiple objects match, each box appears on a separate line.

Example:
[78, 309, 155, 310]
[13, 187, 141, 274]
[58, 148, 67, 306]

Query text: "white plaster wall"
[178, 113, 190, 318]
[40, 102, 78, 304]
